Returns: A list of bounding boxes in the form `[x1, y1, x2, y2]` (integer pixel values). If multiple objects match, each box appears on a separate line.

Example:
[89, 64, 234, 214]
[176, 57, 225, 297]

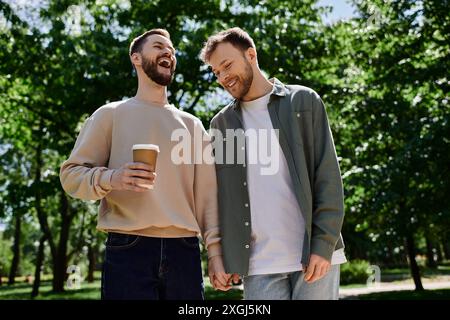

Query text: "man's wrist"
[208, 254, 222, 261]
[109, 169, 117, 190]
[99, 168, 115, 191]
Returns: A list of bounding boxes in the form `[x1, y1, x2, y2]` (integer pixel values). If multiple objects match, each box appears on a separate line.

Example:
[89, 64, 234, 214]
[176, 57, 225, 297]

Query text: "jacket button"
[297, 113, 301, 118]
[244, 203, 249, 207]
[245, 222, 249, 226]
[243, 182, 247, 186]
[245, 245, 250, 249]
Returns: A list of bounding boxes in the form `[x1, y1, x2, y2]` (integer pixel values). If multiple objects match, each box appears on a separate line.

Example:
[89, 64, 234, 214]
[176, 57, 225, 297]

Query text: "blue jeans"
[101, 233, 204, 300]
[243, 265, 340, 300]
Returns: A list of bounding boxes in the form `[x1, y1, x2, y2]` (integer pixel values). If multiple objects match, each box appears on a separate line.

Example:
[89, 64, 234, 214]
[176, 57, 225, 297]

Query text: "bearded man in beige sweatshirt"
[60, 29, 229, 300]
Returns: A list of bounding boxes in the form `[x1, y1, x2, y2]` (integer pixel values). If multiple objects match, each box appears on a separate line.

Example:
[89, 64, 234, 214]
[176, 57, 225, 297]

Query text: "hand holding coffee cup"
[110, 162, 156, 192]
[110, 144, 159, 192]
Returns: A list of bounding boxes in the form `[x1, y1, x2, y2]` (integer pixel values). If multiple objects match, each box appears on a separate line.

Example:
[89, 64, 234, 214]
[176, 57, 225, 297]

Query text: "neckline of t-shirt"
[129, 97, 174, 109]
[240, 87, 274, 110]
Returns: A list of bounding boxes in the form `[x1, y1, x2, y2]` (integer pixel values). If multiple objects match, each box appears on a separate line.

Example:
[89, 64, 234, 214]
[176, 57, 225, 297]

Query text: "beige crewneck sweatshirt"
[60, 97, 221, 258]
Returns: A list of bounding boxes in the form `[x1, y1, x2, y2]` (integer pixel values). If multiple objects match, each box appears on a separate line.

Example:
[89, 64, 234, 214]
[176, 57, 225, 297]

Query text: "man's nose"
[161, 47, 172, 56]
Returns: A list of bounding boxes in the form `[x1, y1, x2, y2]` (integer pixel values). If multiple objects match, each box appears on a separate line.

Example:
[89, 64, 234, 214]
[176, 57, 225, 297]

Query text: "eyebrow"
[212, 59, 230, 74]
[153, 41, 175, 52]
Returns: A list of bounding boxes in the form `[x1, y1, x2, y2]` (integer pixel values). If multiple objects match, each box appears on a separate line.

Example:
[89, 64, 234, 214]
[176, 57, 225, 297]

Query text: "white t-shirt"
[241, 89, 346, 276]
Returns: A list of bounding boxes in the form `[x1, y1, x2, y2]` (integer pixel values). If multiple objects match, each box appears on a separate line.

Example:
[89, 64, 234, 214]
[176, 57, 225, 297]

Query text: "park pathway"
[339, 280, 450, 298]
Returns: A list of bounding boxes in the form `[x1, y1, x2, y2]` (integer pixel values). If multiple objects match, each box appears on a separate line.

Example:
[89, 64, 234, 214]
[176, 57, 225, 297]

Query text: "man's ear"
[245, 47, 257, 64]
[130, 52, 142, 67]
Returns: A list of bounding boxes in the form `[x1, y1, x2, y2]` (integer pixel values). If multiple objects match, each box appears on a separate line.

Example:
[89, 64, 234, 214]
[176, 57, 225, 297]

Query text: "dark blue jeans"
[101, 233, 204, 300]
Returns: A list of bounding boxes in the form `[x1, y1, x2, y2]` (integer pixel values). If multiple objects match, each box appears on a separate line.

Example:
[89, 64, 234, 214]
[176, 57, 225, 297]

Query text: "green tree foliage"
[326, 0, 449, 289]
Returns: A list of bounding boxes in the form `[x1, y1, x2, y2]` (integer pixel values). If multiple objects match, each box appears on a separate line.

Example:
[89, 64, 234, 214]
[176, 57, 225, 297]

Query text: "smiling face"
[134, 34, 177, 86]
[209, 42, 254, 100]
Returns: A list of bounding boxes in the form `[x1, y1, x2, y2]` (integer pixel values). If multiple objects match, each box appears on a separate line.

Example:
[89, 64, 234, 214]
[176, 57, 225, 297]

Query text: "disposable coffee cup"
[132, 144, 160, 189]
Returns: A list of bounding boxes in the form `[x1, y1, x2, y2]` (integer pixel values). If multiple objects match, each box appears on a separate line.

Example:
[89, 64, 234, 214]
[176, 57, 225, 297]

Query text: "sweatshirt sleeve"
[192, 119, 222, 259]
[60, 107, 115, 201]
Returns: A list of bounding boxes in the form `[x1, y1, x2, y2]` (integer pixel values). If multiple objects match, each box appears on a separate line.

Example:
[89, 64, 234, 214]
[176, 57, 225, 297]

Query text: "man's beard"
[142, 55, 174, 86]
[229, 59, 253, 100]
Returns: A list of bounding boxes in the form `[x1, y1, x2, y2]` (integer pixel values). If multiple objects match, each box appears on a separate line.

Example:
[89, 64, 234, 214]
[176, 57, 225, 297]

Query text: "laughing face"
[209, 42, 254, 100]
[139, 34, 177, 86]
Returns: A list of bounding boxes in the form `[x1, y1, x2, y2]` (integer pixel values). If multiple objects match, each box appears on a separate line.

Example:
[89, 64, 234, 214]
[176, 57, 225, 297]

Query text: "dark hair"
[200, 27, 255, 63]
[129, 28, 171, 56]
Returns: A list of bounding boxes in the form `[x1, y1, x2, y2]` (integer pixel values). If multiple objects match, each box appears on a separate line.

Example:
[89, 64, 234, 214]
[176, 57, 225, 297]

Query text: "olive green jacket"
[209, 78, 345, 276]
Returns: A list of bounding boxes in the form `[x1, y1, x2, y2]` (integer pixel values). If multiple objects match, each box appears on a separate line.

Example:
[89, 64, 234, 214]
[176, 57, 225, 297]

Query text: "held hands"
[304, 254, 331, 284]
[208, 256, 241, 291]
[209, 254, 330, 289]
[110, 162, 156, 192]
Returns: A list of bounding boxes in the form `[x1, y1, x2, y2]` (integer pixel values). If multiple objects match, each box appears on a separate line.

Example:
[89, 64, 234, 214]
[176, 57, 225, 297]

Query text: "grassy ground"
[2, 266, 450, 300]
[382, 265, 450, 276]
[3, 280, 449, 300]
[0, 280, 101, 300]
[4, 278, 450, 300]
[0, 276, 242, 300]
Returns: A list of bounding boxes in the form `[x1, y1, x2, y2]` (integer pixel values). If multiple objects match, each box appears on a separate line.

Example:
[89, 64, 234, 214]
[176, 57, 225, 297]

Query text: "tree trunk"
[405, 234, 424, 291]
[34, 129, 75, 293]
[443, 236, 450, 260]
[33, 137, 57, 273]
[425, 235, 437, 269]
[87, 244, 96, 283]
[67, 210, 86, 262]
[31, 236, 46, 298]
[436, 243, 443, 263]
[52, 192, 72, 293]
[33, 134, 64, 294]
[8, 213, 22, 285]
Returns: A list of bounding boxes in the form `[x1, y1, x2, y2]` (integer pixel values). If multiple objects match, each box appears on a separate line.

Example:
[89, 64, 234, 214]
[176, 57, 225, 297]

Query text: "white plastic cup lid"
[132, 144, 160, 152]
